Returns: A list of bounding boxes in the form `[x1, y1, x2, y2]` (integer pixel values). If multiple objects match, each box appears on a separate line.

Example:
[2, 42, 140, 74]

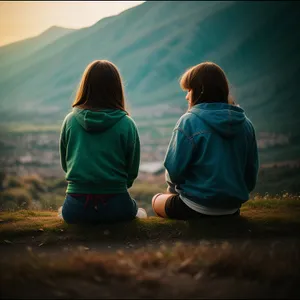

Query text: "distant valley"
[0, 1, 300, 174]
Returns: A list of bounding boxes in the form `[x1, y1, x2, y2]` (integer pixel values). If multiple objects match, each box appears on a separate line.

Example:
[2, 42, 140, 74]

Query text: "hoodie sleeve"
[164, 127, 194, 185]
[244, 126, 259, 192]
[127, 123, 140, 188]
[59, 117, 68, 173]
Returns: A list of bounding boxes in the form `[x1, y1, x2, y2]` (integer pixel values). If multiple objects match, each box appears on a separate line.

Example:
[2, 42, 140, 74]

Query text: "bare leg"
[152, 193, 175, 218]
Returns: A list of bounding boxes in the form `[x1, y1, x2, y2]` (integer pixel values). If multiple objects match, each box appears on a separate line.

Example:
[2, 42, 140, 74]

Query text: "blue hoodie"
[164, 103, 259, 209]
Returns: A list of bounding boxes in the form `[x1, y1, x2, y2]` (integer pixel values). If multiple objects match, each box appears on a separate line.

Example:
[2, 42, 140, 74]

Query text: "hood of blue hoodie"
[73, 107, 127, 132]
[189, 103, 246, 138]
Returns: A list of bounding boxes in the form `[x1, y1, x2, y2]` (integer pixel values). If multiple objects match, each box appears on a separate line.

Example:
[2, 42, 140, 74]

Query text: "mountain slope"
[0, 16, 119, 84]
[0, 26, 76, 70]
[0, 1, 299, 135]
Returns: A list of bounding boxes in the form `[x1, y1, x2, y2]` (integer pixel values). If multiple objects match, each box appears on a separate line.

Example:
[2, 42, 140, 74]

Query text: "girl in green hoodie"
[152, 62, 259, 220]
[59, 60, 147, 224]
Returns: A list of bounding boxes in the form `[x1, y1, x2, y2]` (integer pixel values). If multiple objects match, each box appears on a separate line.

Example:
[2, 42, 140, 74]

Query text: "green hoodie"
[59, 107, 140, 194]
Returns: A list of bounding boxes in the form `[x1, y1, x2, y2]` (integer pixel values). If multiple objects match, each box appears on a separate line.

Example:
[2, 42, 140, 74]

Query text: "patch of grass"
[1, 174, 64, 211]
[39, 194, 65, 210]
[245, 194, 300, 209]
[1, 196, 300, 243]
[23, 174, 46, 193]
[46, 178, 67, 190]
[129, 181, 166, 213]
[253, 166, 300, 195]
[1, 240, 299, 298]
[5, 176, 24, 189]
[0, 187, 32, 210]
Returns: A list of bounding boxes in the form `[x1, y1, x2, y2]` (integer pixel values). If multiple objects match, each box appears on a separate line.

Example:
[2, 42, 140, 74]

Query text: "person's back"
[166, 102, 257, 210]
[61, 109, 138, 194]
[59, 60, 147, 224]
[152, 62, 259, 219]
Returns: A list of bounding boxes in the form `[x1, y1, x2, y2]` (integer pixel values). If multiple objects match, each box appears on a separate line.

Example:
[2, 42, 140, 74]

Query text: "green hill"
[0, 1, 299, 135]
[0, 26, 76, 72]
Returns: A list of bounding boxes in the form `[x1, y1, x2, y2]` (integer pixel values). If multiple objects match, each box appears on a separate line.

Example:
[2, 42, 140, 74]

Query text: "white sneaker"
[58, 206, 63, 219]
[136, 208, 147, 219]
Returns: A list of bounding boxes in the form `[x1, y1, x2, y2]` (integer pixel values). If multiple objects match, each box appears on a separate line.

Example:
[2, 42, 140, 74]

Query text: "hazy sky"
[0, 1, 145, 47]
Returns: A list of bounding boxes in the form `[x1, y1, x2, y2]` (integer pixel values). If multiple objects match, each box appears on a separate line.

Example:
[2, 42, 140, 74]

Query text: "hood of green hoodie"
[189, 103, 246, 138]
[73, 107, 127, 132]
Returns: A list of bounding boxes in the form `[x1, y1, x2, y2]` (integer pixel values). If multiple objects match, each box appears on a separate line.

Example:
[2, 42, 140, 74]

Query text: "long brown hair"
[180, 62, 230, 108]
[72, 60, 127, 112]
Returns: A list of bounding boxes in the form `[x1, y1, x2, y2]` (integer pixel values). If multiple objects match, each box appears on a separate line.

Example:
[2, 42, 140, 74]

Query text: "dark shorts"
[165, 194, 240, 220]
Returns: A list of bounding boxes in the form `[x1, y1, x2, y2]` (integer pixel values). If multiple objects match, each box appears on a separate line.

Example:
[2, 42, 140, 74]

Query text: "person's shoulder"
[123, 114, 138, 129]
[62, 110, 76, 129]
[244, 116, 256, 139]
[175, 111, 199, 130]
[65, 111, 74, 121]
[244, 116, 254, 130]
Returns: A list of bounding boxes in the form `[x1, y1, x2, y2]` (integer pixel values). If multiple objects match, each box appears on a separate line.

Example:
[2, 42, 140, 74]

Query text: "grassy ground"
[1, 196, 300, 298]
[1, 195, 300, 243]
[1, 239, 299, 299]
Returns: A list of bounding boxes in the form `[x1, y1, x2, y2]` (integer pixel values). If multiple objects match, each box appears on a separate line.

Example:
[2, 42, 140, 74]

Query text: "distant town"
[0, 130, 298, 179]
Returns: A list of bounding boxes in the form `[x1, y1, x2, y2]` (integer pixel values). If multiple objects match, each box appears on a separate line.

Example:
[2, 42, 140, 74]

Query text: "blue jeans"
[62, 192, 138, 224]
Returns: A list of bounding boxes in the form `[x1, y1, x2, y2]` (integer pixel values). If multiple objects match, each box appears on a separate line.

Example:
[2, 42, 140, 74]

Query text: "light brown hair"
[180, 62, 230, 107]
[72, 60, 127, 113]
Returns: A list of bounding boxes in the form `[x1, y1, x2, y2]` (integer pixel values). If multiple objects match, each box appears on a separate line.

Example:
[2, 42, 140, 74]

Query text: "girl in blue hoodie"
[152, 62, 259, 219]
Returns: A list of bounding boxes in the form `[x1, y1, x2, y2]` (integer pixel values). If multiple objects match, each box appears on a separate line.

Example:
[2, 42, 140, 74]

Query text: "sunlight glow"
[0, 1, 145, 46]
